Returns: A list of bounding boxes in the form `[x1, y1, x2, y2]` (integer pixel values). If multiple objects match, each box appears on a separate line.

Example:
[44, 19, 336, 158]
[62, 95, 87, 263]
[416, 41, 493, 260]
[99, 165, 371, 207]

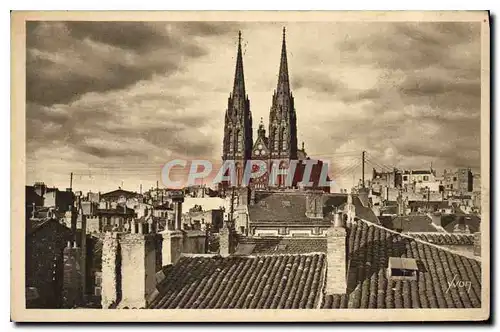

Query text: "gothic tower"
[268, 27, 298, 160]
[222, 31, 253, 183]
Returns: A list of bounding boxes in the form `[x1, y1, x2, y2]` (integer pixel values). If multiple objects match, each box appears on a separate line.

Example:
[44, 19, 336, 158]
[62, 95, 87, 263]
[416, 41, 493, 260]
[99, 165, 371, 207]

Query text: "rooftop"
[147, 219, 481, 309]
[148, 253, 326, 309]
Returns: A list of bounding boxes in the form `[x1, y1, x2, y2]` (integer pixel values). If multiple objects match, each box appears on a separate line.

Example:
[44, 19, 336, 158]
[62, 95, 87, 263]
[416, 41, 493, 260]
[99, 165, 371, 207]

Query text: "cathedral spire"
[232, 30, 245, 98]
[277, 27, 290, 95]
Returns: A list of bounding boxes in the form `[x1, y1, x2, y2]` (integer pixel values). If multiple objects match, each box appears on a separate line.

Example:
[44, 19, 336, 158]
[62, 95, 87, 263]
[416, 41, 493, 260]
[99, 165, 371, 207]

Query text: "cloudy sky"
[26, 21, 481, 193]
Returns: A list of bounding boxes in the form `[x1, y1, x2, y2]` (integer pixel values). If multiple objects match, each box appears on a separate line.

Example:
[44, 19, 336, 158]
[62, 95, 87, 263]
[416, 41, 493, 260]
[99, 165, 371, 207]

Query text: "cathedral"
[222, 28, 329, 192]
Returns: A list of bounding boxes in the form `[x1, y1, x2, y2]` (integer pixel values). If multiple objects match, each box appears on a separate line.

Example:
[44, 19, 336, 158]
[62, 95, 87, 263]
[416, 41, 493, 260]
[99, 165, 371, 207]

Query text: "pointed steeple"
[257, 117, 266, 138]
[232, 30, 245, 99]
[277, 27, 290, 95]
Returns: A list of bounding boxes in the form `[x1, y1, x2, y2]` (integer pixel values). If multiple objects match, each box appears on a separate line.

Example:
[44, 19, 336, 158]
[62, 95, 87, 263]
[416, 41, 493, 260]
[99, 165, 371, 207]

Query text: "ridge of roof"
[359, 219, 481, 262]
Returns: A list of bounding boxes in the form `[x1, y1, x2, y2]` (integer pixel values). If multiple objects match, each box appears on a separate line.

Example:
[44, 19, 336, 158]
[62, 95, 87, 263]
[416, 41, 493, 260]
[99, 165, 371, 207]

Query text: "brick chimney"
[325, 219, 347, 295]
[305, 191, 324, 219]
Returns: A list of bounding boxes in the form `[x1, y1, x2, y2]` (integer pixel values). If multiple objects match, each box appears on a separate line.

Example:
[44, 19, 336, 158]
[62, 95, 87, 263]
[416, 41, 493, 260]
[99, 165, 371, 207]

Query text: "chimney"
[171, 192, 184, 231]
[305, 191, 324, 219]
[62, 241, 83, 308]
[219, 223, 235, 256]
[325, 217, 347, 295]
[345, 193, 356, 225]
[474, 231, 481, 256]
[101, 232, 120, 308]
[117, 232, 157, 308]
[160, 229, 183, 266]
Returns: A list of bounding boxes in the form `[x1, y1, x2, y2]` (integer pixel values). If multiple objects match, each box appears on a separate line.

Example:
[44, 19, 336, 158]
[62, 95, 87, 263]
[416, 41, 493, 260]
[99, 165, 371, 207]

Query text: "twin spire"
[231, 27, 290, 99]
[232, 30, 245, 99]
[277, 27, 290, 96]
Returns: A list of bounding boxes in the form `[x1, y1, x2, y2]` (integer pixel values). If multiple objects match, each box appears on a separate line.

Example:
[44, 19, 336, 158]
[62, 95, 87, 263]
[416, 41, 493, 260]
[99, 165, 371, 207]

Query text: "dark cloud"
[65, 22, 173, 52]
[26, 21, 236, 106]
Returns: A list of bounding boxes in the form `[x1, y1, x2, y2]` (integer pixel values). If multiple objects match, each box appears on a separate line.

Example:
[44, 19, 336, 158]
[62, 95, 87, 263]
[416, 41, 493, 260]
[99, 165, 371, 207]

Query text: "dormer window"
[387, 257, 418, 281]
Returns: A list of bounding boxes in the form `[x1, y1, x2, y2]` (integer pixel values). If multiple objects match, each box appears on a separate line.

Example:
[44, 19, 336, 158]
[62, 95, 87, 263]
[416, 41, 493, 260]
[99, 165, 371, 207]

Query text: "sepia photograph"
[11, 11, 490, 322]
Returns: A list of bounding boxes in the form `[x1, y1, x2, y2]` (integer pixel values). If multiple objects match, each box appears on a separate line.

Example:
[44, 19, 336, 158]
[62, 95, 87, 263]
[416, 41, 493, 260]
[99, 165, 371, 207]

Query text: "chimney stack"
[325, 216, 347, 295]
[474, 231, 481, 256]
[219, 223, 235, 256]
[305, 191, 324, 219]
[100, 231, 157, 309]
[62, 241, 83, 308]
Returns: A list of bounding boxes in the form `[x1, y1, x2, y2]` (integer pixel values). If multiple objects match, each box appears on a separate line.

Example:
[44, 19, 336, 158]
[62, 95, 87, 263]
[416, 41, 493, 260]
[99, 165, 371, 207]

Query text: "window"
[94, 287, 102, 297]
[423, 175, 429, 181]
[453, 177, 457, 181]
[403, 175, 408, 181]
[387, 257, 418, 281]
[391, 269, 415, 277]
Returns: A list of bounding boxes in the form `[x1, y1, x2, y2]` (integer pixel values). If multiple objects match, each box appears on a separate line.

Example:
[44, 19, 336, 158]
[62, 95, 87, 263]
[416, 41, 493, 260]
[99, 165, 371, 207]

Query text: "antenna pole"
[362, 151, 366, 188]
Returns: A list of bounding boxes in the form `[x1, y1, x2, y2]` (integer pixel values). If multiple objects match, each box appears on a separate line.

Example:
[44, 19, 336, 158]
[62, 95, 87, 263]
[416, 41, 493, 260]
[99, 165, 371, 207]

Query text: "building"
[473, 173, 481, 192]
[26, 218, 72, 308]
[221, 29, 328, 192]
[401, 169, 441, 193]
[371, 168, 402, 192]
[100, 188, 141, 204]
[44, 188, 75, 212]
[443, 168, 473, 195]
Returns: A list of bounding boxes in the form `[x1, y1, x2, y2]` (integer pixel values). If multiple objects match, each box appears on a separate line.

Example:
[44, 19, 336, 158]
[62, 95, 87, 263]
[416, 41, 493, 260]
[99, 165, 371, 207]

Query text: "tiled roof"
[26, 218, 70, 235]
[101, 189, 139, 199]
[248, 191, 334, 223]
[382, 215, 437, 233]
[407, 233, 475, 246]
[236, 236, 327, 255]
[441, 214, 480, 234]
[148, 254, 326, 309]
[323, 221, 481, 308]
[248, 191, 379, 224]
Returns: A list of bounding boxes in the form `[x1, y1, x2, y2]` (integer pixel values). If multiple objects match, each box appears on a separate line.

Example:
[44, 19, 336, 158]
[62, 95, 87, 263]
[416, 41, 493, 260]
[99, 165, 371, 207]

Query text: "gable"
[252, 136, 269, 158]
